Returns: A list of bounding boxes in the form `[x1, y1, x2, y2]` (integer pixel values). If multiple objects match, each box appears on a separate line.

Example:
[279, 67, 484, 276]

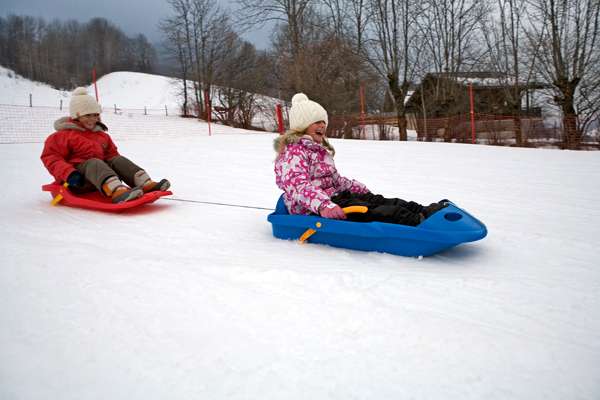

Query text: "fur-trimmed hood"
[273, 130, 335, 156]
[53, 116, 108, 132]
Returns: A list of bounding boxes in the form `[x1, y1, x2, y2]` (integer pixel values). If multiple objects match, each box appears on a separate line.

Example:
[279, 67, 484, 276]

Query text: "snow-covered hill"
[0, 66, 281, 131]
[0, 66, 223, 110]
[0, 67, 192, 113]
[1, 68, 600, 400]
[0, 65, 72, 106]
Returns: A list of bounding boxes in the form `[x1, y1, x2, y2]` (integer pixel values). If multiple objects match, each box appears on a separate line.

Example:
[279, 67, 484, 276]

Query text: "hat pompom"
[72, 87, 89, 96]
[291, 93, 309, 105]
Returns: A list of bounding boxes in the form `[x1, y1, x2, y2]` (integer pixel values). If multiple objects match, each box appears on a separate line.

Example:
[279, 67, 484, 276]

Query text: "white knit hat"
[289, 93, 328, 132]
[69, 87, 101, 118]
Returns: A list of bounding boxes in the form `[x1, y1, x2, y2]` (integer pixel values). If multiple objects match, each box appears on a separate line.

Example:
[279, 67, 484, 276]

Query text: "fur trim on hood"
[53, 116, 108, 132]
[273, 130, 335, 156]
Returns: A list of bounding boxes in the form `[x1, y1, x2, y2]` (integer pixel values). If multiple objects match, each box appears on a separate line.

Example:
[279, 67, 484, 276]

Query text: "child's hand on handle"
[299, 203, 367, 243]
[320, 202, 347, 219]
[66, 171, 85, 188]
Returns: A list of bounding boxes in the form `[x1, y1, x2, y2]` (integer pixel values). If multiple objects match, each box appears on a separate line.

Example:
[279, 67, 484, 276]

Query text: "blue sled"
[267, 195, 487, 257]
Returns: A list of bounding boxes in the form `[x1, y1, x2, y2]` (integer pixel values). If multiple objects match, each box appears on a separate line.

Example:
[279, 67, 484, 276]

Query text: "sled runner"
[267, 195, 487, 257]
[42, 183, 172, 212]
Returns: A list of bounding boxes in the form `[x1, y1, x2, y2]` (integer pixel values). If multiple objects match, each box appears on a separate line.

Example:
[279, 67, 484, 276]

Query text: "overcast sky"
[1, 0, 273, 49]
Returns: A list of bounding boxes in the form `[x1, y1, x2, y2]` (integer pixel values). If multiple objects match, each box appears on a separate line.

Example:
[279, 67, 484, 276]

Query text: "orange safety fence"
[327, 112, 599, 149]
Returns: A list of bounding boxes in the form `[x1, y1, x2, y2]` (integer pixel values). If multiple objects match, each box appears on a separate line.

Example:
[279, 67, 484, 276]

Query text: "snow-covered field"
[1, 69, 600, 400]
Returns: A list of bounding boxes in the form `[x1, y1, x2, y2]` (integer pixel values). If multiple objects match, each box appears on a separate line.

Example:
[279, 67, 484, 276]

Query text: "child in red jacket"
[41, 87, 170, 203]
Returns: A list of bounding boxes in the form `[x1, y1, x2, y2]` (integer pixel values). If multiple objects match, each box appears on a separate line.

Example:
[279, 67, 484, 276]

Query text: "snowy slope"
[93, 71, 183, 110]
[0, 67, 281, 131]
[1, 70, 600, 400]
[0, 66, 71, 106]
[0, 68, 190, 110]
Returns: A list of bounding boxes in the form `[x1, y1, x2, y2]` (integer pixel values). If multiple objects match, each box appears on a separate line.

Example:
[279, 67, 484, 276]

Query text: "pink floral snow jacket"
[274, 134, 369, 215]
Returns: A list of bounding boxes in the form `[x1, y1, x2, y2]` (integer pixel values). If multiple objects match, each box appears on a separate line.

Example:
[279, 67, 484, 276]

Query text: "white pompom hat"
[69, 87, 102, 118]
[288, 93, 328, 132]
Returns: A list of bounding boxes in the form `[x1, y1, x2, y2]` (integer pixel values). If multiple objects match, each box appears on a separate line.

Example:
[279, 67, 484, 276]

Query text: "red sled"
[42, 183, 172, 212]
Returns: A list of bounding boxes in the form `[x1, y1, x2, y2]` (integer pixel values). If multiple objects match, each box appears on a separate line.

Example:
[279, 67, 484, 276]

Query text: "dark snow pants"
[75, 156, 143, 193]
[330, 191, 426, 227]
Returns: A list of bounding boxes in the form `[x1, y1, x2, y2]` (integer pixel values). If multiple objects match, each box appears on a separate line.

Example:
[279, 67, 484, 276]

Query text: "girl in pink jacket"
[274, 93, 446, 226]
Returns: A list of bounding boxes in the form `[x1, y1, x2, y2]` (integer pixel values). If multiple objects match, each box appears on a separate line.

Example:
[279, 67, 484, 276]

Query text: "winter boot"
[422, 202, 449, 218]
[110, 186, 143, 203]
[142, 178, 171, 193]
[133, 170, 171, 193]
[102, 176, 143, 204]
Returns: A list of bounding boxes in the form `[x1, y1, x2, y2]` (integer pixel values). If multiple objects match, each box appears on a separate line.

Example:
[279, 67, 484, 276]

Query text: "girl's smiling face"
[305, 121, 327, 144]
[77, 113, 100, 130]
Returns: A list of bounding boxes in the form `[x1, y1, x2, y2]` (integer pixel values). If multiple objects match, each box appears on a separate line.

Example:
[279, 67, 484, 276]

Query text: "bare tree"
[412, 0, 488, 141]
[214, 40, 266, 128]
[236, 0, 314, 91]
[317, 0, 372, 55]
[160, 17, 193, 115]
[164, 0, 200, 112]
[323, 2, 379, 107]
[197, 9, 238, 118]
[526, 0, 600, 149]
[162, 0, 238, 118]
[365, 0, 421, 140]
[0, 15, 155, 89]
[189, 0, 230, 117]
[417, 0, 486, 75]
[481, 0, 537, 146]
[127, 34, 157, 72]
[576, 60, 600, 140]
[320, 0, 349, 38]
[347, 0, 370, 53]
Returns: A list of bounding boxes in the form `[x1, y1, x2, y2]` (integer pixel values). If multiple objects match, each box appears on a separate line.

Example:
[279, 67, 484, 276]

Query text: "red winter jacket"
[41, 117, 120, 182]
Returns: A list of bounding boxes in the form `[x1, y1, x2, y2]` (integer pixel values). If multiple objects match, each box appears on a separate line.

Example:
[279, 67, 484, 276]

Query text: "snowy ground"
[1, 69, 600, 400]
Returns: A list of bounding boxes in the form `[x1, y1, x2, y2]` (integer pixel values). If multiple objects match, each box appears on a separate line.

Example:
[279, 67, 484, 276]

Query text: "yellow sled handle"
[299, 205, 368, 243]
[51, 182, 69, 206]
[341, 206, 369, 214]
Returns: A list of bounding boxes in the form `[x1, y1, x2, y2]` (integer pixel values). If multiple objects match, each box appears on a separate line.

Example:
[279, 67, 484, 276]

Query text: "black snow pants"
[330, 191, 425, 227]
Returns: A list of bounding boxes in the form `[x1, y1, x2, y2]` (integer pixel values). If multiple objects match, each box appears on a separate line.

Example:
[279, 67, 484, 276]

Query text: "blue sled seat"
[267, 195, 487, 257]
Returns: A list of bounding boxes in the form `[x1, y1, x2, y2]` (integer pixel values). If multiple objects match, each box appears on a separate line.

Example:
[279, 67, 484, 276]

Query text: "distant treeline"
[0, 15, 156, 89]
